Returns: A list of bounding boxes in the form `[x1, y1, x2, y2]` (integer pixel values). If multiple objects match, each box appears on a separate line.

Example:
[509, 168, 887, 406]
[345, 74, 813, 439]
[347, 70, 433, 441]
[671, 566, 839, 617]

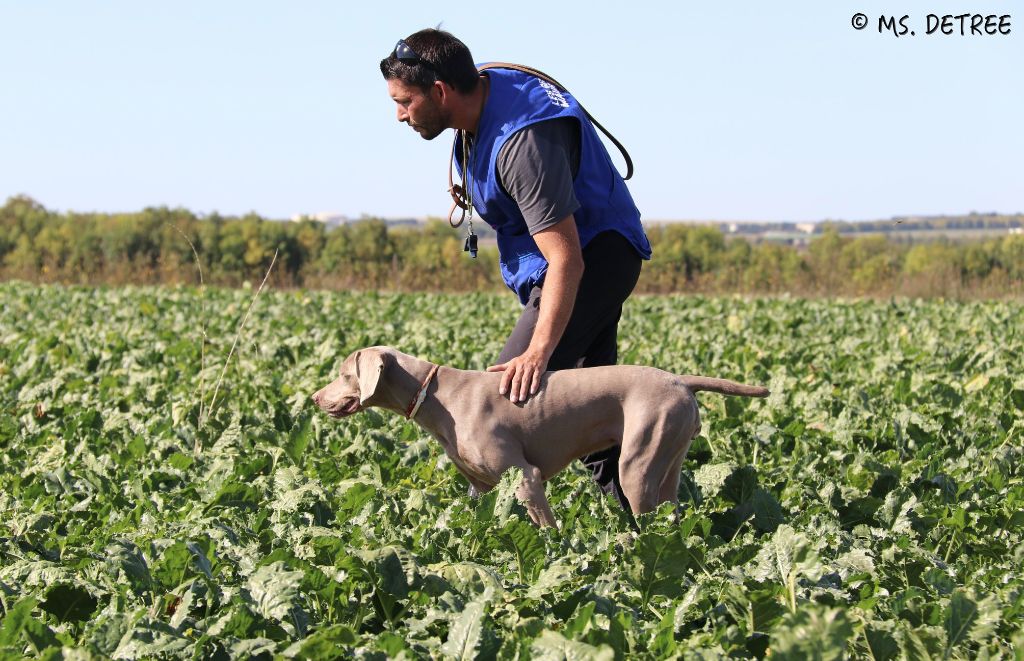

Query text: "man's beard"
[409, 105, 448, 141]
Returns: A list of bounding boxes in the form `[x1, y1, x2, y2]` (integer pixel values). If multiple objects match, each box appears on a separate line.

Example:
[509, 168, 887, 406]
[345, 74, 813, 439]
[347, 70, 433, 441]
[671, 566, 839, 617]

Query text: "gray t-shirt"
[496, 117, 582, 235]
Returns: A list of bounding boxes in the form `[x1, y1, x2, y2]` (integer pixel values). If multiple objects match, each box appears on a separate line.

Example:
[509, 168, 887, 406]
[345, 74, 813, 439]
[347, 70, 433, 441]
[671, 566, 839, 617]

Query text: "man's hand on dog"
[488, 346, 550, 403]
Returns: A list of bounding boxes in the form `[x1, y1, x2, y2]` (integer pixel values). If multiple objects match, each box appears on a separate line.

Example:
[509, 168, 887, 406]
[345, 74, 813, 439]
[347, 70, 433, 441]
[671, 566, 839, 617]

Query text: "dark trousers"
[497, 230, 643, 514]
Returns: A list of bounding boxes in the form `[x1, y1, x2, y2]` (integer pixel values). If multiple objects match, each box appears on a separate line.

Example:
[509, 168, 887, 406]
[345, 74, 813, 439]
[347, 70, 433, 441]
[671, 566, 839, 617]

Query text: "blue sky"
[1, 1, 1020, 222]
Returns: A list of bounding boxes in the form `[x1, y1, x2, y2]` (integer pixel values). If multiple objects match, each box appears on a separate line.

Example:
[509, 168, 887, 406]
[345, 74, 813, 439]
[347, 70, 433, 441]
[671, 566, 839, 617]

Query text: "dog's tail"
[680, 375, 770, 398]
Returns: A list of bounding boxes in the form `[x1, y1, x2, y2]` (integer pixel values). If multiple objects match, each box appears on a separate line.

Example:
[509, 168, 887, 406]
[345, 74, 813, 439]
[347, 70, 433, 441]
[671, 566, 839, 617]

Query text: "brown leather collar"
[405, 363, 439, 419]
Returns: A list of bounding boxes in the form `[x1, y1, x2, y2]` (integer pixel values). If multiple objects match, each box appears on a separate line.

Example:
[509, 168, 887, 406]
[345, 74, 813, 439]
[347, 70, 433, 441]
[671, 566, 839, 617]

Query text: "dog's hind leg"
[620, 410, 697, 517]
[658, 452, 684, 509]
[658, 427, 698, 506]
[618, 440, 663, 516]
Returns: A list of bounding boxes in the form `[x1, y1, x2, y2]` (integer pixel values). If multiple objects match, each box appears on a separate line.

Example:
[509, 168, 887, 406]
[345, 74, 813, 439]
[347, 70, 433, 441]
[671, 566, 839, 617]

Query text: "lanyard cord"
[450, 80, 485, 257]
[454, 129, 476, 256]
[461, 130, 474, 224]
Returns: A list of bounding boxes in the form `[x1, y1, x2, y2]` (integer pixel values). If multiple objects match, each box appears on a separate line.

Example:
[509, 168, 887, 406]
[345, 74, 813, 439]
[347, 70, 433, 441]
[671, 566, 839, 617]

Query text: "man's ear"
[432, 79, 449, 104]
[355, 349, 387, 405]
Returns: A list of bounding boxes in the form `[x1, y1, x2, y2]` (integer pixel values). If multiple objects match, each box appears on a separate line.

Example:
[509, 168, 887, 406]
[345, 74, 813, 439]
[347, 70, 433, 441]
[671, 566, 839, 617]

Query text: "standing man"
[380, 29, 651, 516]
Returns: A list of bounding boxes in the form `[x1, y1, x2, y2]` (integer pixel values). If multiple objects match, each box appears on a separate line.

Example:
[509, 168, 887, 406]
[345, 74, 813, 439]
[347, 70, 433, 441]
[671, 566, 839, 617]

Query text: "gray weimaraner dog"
[312, 346, 769, 527]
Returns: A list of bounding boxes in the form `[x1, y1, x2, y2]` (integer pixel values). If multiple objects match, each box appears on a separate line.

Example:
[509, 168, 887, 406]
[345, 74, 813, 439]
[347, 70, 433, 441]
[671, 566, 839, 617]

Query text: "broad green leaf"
[721, 465, 759, 504]
[207, 602, 260, 639]
[185, 541, 214, 579]
[10, 512, 56, 548]
[104, 539, 153, 596]
[1010, 388, 1024, 411]
[494, 466, 524, 525]
[439, 598, 487, 660]
[626, 529, 700, 608]
[649, 606, 677, 657]
[246, 561, 304, 623]
[84, 613, 137, 657]
[862, 621, 900, 661]
[530, 630, 615, 661]
[527, 561, 575, 600]
[750, 524, 823, 587]
[285, 413, 313, 465]
[207, 483, 262, 511]
[769, 605, 853, 660]
[39, 584, 98, 624]
[432, 562, 504, 600]
[355, 546, 418, 600]
[497, 519, 545, 584]
[693, 462, 735, 498]
[894, 622, 942, 661]
[335, 480, 377, 514]
[168, 582, 198, 631]
[0, 598, 59, 653]
[877, 489, 918, 535]
[749, 487, 785, 533]
[945, 591, 1000, 653]
[151, 542, 192, 589]
[229, 637, 277, 659]
[282, 624, 356, 659]
[563, 601, 597, 638]
[373, 631, 413, 659]
[109, 617, 194, 659]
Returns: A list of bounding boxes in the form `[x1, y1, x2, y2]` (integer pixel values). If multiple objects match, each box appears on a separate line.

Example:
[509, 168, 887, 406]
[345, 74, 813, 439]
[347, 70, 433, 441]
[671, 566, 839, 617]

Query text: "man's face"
[387, 78, 448, 141]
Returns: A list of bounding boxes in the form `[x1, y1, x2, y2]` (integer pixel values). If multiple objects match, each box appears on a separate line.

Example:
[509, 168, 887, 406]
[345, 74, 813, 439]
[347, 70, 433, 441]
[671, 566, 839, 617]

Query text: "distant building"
[290, 212, 349, 225]
[289, 212, 425, 228]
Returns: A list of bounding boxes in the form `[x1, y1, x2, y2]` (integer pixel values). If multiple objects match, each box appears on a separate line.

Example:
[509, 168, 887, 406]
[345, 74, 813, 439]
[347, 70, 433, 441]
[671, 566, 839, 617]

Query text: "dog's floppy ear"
[355, 348, 387, 405]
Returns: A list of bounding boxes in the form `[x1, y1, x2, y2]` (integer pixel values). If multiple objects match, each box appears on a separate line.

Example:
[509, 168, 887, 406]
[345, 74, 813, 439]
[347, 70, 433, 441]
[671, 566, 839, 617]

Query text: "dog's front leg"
[515, 464, 557, 528]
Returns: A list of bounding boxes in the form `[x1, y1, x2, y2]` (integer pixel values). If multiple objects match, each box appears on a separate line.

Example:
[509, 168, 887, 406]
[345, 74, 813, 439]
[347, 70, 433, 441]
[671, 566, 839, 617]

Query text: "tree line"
[2, 195, 1021, 298]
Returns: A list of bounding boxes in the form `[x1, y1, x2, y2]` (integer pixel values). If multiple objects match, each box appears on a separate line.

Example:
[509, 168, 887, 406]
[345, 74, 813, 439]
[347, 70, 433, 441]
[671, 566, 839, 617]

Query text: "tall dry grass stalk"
[167, 224, 209, 424]
[202, 249, 279, 430]
[168, 225, 279, 447]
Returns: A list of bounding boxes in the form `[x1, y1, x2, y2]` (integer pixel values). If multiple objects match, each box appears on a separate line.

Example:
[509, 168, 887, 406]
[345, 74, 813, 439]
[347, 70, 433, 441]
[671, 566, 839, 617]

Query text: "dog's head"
[312, 347, 390, 418]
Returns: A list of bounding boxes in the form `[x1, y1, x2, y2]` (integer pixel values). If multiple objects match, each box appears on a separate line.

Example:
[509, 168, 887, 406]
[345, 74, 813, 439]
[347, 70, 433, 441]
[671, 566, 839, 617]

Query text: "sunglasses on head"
[393, 39, 437, 72]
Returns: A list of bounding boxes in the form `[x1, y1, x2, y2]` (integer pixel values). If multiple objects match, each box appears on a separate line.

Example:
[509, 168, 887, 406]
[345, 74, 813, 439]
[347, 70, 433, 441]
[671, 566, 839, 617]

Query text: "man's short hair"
[379, 29, 479, 94]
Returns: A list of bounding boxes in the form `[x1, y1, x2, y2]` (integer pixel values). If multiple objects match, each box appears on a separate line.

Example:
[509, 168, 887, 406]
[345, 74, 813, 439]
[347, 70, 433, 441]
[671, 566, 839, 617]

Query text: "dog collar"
[405, 363, 439, 420]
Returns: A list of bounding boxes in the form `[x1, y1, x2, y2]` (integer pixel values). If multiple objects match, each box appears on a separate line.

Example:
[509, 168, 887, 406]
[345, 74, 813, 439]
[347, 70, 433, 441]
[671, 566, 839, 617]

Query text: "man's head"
[379, 29, 479, 140]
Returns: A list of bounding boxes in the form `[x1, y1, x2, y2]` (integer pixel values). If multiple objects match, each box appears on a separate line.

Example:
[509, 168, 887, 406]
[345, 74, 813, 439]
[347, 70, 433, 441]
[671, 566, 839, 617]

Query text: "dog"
[312, 346, 769, 527]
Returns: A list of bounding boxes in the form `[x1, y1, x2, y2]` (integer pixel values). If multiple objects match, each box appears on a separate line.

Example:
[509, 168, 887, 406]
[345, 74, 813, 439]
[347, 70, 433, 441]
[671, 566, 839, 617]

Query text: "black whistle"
[464, 233, 478, 258]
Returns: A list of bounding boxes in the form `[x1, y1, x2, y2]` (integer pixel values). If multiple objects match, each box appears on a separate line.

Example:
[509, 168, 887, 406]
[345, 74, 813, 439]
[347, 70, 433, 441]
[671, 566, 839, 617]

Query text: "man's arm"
[486, 118, 583, 401]
[487, 215, 583, 402]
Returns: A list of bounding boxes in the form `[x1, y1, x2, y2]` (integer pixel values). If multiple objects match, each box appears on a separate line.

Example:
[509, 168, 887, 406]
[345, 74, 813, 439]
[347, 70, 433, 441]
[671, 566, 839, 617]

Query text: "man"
[379, 29, 651, 515]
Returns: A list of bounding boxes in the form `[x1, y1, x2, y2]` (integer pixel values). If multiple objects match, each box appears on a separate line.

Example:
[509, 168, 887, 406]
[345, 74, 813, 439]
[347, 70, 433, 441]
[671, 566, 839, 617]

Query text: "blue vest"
[455, 67, 652, 304]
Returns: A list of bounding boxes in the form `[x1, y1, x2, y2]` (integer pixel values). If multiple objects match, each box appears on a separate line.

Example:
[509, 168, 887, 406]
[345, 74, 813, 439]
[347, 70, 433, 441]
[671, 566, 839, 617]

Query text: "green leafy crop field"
[0, 282, 1021, 659]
